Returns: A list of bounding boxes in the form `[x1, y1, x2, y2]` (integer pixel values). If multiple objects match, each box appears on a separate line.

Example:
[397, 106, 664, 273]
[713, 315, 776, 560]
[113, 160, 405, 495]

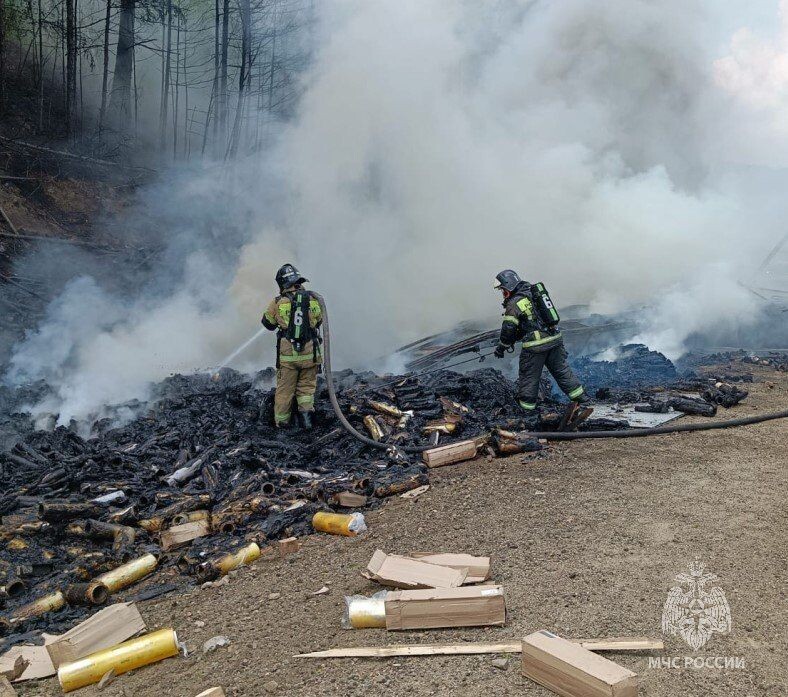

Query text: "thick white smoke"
[6, 0, 788, 423]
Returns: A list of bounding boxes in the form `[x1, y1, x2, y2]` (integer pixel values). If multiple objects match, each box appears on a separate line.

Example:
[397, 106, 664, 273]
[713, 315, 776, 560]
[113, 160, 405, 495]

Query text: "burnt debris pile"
[0, 345, 757, 638]
[572, 343, 677, 392]
[0, 366, 531, 637]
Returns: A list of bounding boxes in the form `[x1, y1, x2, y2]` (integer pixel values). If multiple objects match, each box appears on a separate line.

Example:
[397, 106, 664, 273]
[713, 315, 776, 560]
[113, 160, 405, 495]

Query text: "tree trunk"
[0, 0, 5, 114]
[218, 0, 229, 137]
[226, 0, 250, 160]
[159, 0, 172, 149]
[37, 0, 43, 130]
[98, 0, 111, 130]
[108, 0, 135, 128]
[211, 0, 218, 156]
[172, 11, 180, 158]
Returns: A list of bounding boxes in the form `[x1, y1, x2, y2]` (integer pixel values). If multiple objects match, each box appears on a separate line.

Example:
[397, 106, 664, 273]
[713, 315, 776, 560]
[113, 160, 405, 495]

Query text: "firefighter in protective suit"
[493, 270, 588, 411]
[262, 264, 322, 429]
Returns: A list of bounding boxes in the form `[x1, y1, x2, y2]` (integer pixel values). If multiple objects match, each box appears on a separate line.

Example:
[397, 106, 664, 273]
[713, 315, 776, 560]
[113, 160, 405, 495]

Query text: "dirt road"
[23, 363, 788, 697]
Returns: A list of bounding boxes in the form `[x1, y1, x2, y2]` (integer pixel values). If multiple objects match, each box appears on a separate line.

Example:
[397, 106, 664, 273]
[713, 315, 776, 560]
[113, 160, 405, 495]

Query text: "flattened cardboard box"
[363, 550, 467, 589]
[406, 552, 491, 584]
[521, 630, 638, 697]
[384, 585, 506, 630]
[46, 602, 146, 668]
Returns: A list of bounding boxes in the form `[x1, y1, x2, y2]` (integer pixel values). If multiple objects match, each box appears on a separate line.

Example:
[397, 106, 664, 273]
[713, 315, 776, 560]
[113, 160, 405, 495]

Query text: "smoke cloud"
[5, 0, 788, 424]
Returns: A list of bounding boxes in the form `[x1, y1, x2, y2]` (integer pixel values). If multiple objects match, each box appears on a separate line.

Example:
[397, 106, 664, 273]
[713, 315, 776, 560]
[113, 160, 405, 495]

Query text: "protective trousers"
[274, 363, 319, 425]
[517, 338, 584, 410]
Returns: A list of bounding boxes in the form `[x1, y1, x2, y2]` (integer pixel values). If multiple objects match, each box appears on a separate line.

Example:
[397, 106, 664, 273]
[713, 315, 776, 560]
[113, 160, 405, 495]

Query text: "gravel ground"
[20, 362, 788, 697]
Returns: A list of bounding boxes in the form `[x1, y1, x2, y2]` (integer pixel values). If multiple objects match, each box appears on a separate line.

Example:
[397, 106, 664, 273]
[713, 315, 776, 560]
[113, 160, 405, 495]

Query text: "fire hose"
[314, 293, 435, 453]
[313, 294, 788, 448]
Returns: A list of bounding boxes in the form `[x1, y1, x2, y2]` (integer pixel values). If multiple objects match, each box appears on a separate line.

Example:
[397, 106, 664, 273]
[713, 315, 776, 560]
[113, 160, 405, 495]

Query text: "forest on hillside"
[0, 0, 314, 161]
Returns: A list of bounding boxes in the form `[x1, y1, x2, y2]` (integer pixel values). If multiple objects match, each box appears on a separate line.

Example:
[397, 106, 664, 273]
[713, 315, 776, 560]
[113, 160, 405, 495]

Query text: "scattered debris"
[400, 485, 430, 500]
[0, 641, 56, 681]
[194, 689, 226, 697]
[310, 586, 330, 596]
[202, 636, 231, 654]
[278, 537, 301, 557]
[701, 382, 748, 408]
[160, 520, 211, 551]
[490, 657, 508, 670]
[267, 593, 280, 601]
[0, 656, 27, 682]
[0, 675, 16, 697]
[521, 631, 638, 697]
[96, 667, 116, 690]
[574, 344, 677, 391]
[331, 492, 367, 508]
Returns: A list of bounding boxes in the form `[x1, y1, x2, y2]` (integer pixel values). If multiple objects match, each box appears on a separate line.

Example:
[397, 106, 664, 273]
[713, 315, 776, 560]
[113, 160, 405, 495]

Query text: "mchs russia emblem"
[662, 561, 732, 651]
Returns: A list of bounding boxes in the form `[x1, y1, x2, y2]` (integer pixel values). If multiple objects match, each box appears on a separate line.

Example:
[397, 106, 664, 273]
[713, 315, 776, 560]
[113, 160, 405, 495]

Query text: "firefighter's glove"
[494, 343, 508, 359]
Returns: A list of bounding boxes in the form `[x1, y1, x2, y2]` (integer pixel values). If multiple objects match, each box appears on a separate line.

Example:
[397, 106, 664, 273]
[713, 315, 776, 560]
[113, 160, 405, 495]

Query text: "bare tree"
[108, 0, 135, 127]
[98, 0, 111, 129]
[159, 0, 172, 148]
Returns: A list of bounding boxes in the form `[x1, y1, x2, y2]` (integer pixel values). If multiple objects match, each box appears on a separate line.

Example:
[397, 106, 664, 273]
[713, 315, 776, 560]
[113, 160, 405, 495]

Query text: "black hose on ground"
[523, 408, 788, 440]
[314, 293, 788, 448]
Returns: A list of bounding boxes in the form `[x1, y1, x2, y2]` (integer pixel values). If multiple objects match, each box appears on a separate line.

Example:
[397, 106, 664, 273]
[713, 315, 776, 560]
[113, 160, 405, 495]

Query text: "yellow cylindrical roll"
[171, 509, 210, 525]
[95, 553, 158, 593]
[345, 595, 387, 629]
[58, 628, 180, 692]
[213, 542, 261, 576]
[10, 590, 66, 622]
[312, 512, 366, 536]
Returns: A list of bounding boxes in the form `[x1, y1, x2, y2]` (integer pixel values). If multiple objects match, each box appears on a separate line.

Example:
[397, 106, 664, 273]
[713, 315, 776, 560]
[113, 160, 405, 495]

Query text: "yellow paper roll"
[312, 512, 366, 536]
[95, 553, 158, 593]
[213, 542, 261, 576]
[58, 628, 180, 692]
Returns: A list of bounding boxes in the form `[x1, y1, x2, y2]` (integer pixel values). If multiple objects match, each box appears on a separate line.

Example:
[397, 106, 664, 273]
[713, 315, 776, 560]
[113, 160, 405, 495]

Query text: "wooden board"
[160, 519, 211, 551]
[422, 440, 477, 468]
[295, 637, 663, 658]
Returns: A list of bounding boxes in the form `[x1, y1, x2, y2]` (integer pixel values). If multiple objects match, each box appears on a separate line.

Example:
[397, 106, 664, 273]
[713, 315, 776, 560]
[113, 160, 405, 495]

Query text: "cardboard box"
[363, 550, 466, 589]
[45, 603, 146, 668]
[521, 631, 638, 697]
[278, 536, 301, 557]
[332, 492, 368, 507]
[406, 553, 491, 584]
[384, 585, 506, 630]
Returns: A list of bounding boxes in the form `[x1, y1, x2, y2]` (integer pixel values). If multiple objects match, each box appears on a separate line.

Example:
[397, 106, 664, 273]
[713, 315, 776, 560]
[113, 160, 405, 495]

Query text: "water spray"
[210, 327, 268, 380]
